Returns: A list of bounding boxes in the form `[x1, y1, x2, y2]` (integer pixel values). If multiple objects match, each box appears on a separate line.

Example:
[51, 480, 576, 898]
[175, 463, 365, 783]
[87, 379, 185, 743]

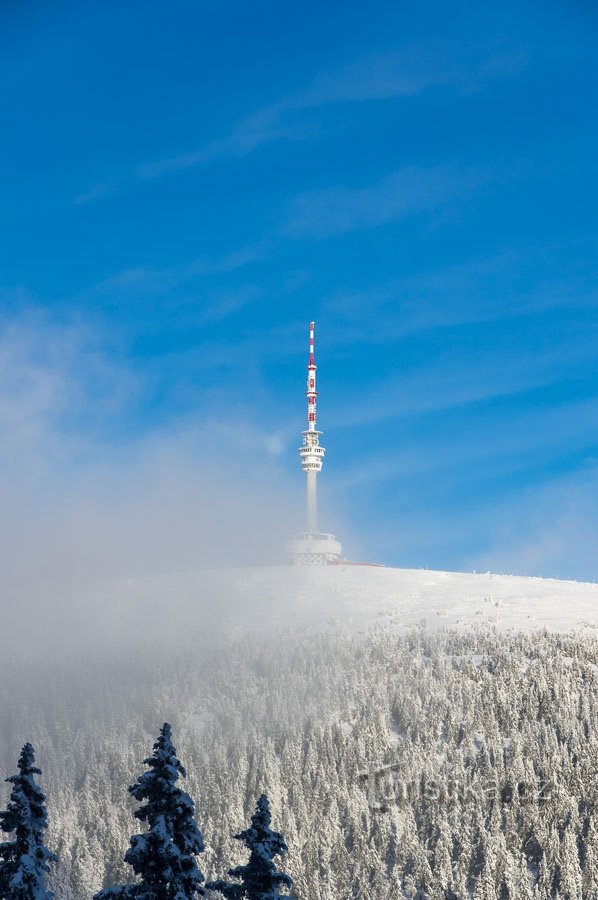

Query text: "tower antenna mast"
[300, 321, 325, 533]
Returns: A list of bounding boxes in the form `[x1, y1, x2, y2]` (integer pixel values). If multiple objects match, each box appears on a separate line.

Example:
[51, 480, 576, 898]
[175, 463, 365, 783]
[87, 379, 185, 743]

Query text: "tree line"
[1, 625, 597, 898]
[0, 724, 293, 899]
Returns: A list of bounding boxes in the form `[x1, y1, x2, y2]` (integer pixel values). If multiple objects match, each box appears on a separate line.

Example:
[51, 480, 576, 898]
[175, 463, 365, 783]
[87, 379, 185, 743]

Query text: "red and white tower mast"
[299, 321, 325, 533]
[286, 322, 343, 565]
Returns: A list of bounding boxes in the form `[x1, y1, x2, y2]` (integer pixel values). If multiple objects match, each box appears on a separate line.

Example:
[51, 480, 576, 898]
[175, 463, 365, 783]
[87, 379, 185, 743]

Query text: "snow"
[70, 564, 598, 652]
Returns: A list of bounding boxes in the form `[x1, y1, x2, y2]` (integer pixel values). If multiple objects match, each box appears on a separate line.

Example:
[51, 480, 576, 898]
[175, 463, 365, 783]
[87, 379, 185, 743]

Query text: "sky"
[1, 0, 597, 581]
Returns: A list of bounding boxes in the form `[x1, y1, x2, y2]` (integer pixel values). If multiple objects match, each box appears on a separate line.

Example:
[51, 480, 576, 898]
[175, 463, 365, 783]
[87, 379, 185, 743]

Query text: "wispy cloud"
[476, 464, 598, 581]
[77, 42, 526, 195]
[74, 178, 118, 206]
[137, 46, 467, 180]
[144, 44, 524, 178]
[136, 108, 310, 180]
[330, 331, 598, 429]
[323, 243, 598, 338]
[335, 395, 598, 493]
[0, 310, 135, 466]
[0, 310, 300, 629]
[87, 240, 269, 303]
[294, 43, 525, 106]
[285, 165, 486, 238]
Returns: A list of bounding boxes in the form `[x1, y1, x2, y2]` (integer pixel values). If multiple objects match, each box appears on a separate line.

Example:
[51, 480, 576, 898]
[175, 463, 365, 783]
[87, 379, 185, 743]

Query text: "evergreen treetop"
[0, 743, 57, 900]
[207, 794, 293, 900]
[94, 723, 205, 900]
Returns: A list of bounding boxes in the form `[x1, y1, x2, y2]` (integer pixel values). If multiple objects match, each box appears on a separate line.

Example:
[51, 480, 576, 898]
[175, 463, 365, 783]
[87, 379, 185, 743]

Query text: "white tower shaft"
[307, 470, 317, 533]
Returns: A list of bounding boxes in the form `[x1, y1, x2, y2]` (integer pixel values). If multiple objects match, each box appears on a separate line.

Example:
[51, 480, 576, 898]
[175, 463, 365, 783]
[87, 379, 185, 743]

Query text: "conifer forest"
[1, 623, 597, 898]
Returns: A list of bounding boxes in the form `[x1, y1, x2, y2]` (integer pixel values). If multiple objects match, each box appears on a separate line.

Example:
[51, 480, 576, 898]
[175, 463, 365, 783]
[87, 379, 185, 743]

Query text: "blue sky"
[1, 0, 598, 579]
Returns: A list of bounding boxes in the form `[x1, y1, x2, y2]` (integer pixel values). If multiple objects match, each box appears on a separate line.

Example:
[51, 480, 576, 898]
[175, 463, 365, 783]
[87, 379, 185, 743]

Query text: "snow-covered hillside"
[14, 564, 598, 660]
[4, 564, 598, 898]
[83, 564, 598, 646]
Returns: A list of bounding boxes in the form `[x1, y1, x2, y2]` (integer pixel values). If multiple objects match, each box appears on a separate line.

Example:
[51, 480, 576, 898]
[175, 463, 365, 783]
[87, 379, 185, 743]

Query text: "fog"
[0, 310, 303, 658]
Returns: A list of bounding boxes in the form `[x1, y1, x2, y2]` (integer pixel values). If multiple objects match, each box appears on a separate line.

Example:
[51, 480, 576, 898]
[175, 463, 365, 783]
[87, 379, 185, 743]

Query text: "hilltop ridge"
[84, 564, 598, 644]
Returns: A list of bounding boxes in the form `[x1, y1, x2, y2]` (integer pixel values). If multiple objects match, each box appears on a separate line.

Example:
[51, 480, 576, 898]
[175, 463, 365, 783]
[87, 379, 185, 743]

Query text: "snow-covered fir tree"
[0, 743, 57, 900]
[94, 723, 205, 899]
[207, 794, 293, 900]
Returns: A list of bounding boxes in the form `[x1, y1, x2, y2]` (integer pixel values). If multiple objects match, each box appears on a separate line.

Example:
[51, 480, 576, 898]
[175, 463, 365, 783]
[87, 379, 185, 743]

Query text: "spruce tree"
[207, 794, 293, 900]
[95, 723, 205, 899]
[0, 743, 57, 900]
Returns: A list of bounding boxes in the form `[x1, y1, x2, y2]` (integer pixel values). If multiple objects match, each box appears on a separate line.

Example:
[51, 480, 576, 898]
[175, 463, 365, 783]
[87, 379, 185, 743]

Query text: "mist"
[0, 309, 303, 658]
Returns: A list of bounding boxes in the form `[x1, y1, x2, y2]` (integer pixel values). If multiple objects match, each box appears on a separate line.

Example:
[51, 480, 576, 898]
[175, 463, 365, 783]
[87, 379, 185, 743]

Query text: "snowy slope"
[5, 564, 598, 899]
[81, 564, 598, 647]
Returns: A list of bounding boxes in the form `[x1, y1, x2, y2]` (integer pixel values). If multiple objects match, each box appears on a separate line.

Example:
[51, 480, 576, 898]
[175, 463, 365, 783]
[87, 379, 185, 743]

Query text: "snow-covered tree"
[207, 794, 293, 900]
[0, 743, 57, 899]
[94, 723, 205, 899]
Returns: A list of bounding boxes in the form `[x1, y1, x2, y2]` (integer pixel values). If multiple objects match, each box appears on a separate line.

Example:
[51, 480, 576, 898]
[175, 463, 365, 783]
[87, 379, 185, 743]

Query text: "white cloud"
[475, 465, 598, 582]
[74, 178, 118, 205]
[78, 42, 526, 193]
[0, 312, 300, 637]
[285, 165, 485, 238]
[329, 326, 598, 430]
[322, 244, 598, 338]
[294, 44, 525, 106]
[89, 240, 269, 299]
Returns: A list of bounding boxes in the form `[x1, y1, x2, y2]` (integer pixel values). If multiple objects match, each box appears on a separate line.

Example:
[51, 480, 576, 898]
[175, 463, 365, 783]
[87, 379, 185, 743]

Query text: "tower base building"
[285, 532, 343, 566]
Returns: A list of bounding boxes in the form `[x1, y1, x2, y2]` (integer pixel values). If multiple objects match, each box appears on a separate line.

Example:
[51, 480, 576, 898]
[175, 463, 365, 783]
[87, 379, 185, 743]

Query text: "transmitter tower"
[286, 322, 343, 565]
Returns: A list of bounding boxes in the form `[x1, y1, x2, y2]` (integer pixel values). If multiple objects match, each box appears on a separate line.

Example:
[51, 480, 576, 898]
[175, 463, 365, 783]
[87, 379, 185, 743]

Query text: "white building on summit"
[286, 322, 343, 565]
